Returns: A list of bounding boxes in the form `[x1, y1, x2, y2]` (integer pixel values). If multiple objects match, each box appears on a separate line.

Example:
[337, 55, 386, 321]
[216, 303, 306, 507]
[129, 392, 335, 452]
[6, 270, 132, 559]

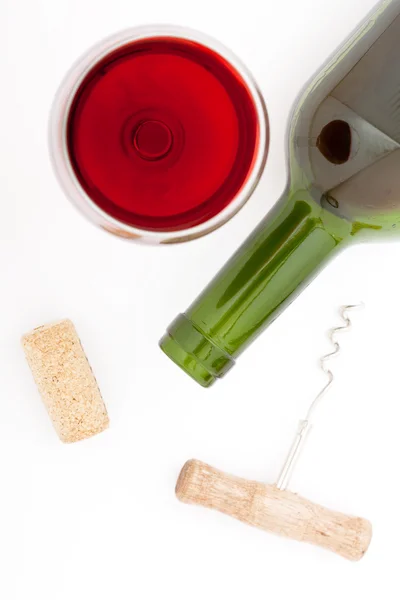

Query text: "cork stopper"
[22, 319, 109, 443]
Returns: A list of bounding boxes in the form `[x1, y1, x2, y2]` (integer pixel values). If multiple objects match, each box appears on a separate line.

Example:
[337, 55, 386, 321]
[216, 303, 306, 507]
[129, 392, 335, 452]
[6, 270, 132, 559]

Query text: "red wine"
[66, 37, 261, 232]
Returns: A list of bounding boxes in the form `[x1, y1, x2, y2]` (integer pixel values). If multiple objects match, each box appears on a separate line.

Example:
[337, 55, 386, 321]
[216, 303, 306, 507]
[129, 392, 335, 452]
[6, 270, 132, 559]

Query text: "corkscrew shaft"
[276, 419, 311, 491]
[275, 304, 363, 491]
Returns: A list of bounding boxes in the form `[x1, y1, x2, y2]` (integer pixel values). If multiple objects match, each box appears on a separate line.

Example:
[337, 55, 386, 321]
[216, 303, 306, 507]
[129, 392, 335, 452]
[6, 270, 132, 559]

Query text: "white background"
[1, 0, 398, 598]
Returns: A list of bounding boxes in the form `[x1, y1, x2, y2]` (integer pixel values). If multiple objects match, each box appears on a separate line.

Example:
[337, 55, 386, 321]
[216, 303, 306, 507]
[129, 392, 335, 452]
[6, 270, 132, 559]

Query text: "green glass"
[160, 0, 400, 387]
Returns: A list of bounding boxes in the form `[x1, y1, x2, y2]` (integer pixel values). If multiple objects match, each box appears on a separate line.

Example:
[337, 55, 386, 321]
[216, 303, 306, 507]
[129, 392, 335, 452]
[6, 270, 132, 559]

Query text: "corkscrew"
[176, 304, 371, 560]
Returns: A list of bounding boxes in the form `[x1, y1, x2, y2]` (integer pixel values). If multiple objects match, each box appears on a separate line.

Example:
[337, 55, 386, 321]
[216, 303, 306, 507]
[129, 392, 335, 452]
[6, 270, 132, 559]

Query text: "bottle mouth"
[159, 314, 235, 387]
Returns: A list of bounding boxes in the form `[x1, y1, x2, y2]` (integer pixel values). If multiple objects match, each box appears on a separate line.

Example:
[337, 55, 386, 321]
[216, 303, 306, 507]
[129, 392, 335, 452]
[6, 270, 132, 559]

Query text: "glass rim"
[49, 24, 269, 244]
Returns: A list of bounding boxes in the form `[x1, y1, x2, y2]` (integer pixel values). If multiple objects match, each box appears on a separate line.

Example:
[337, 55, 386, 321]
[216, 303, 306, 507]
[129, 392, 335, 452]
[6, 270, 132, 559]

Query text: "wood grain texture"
[22, 319, 109, 443]
[176, 459, 372, 561]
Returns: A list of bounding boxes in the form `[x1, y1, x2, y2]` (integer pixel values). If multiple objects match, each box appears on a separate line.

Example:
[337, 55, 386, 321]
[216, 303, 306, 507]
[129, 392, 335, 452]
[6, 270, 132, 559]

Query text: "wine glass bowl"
[49, 25, 269, 244]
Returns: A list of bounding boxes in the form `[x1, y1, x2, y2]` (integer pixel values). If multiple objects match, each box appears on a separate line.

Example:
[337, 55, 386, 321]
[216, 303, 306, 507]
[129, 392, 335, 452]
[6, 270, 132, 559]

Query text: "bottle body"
[160, 0, 400, 386]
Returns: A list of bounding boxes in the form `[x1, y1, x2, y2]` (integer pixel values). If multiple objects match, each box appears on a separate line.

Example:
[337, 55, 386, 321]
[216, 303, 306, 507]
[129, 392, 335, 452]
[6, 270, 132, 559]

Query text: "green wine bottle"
[160, 0, 400, 387]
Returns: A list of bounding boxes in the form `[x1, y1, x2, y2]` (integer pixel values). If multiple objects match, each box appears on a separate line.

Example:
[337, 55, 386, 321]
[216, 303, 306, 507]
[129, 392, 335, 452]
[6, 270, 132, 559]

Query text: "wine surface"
[67, 37, 260, 232]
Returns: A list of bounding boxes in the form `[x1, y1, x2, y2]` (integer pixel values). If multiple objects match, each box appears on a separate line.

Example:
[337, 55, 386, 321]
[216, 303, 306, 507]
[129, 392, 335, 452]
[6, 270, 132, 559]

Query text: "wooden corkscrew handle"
[176, 460, 372, 561]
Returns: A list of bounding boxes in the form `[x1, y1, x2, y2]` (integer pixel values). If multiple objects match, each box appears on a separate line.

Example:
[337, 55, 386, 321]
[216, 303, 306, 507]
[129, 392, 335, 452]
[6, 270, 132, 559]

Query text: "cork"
[22, 319, 109, 443]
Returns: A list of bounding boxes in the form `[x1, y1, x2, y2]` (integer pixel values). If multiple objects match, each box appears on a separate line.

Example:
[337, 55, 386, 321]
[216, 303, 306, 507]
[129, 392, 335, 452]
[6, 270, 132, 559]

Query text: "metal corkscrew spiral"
[276, 303, 363, 491]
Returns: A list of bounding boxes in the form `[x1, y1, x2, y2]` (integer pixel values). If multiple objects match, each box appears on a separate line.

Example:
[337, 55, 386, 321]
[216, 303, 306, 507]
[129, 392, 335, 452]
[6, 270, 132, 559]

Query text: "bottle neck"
[203, 186, 348, 353]
[160, 185, 351, 386]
